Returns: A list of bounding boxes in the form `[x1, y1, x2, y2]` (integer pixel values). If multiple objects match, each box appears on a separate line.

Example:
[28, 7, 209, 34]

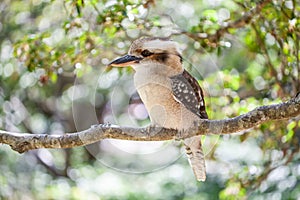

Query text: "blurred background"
[0, 0, 299, 199]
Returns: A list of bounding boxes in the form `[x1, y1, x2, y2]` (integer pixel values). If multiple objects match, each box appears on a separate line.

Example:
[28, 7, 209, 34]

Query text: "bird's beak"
[108, 55, 142, 67]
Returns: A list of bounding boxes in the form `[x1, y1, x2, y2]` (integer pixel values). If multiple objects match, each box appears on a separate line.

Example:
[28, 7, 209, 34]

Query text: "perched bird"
[108, 37, 208, 181]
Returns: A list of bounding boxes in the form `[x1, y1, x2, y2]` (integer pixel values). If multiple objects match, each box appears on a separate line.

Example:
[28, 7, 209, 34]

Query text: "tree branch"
[181, 0, 272, 44]
[0, 94, 299, 154]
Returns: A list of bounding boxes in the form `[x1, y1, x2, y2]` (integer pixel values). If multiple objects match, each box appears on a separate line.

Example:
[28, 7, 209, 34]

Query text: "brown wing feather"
[171, 70, 208, 119]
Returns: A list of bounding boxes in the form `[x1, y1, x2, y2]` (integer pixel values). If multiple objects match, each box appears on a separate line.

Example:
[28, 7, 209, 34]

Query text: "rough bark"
[0, 94, 299, 154]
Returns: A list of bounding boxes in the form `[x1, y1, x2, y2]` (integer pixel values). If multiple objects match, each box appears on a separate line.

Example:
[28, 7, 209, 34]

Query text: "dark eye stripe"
[141, 50, 153, 57]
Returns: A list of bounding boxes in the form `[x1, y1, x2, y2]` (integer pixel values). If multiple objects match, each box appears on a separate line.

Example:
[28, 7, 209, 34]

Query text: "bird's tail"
[184, 136, 206, 181]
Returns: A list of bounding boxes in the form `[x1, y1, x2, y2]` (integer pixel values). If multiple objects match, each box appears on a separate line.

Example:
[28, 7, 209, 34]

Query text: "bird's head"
[108, 37, 183, 75]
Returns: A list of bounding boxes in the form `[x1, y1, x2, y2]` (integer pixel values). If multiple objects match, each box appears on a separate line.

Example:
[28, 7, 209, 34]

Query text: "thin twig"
[178, 0, 272, 44]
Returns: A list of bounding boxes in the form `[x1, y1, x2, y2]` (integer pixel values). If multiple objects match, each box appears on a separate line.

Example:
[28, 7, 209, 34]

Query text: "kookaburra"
[108, 37, 208, 181]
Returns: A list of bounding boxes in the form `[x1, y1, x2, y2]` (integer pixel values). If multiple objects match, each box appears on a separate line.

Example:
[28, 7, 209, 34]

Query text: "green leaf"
[50, 72, 58, 83]
[202, 9, 218, 22]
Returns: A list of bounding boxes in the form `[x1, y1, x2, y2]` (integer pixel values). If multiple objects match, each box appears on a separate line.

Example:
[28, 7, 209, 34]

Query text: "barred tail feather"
[184, 136, 206, 181]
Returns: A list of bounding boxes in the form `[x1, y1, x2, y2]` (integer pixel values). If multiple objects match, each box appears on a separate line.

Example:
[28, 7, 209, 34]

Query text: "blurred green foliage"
[0, 0, 299, 199]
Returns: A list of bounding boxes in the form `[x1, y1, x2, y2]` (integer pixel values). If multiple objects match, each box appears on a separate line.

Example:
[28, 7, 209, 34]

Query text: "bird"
[108, 37, 208, 181]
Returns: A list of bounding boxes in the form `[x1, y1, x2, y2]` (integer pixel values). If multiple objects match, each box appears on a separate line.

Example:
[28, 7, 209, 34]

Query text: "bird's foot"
[90, 122, 112, 129]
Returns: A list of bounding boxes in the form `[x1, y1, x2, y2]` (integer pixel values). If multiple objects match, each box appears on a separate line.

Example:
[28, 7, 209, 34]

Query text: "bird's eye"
[141, 50, 153, 57]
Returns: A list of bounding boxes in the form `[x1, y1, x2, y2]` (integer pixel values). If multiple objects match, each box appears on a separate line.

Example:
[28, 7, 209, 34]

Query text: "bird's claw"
[91, 122, 112, 129]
